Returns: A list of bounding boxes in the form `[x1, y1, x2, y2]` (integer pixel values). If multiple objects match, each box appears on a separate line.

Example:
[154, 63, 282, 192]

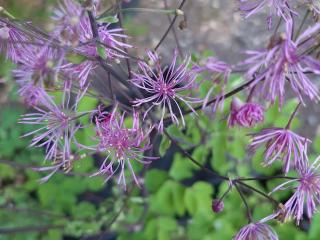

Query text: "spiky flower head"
[234, 222, 278, 240]
[242, 23, 320, 107]
[192, 57, 231, 110]
[52, 0, 84, 45]
[131, 50, 200, 132]
[20, 93, 79, 166]
[18, 83, 47, 107]
[272, 156, 320, 224]
[92, 106, 155, 189]
[57, 0, 131, 88]
[238, 0, 293, 28]
[250, 127, 309, 174]
[0, 20, 28, 63]
[14, 46, 59, 86]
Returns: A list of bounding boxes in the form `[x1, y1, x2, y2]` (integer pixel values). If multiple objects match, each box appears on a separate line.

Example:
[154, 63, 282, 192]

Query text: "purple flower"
[0, 20, 28, 63]
[52, 0, 83, 44]
[13, 46, 65, 104]
[58, 1, 131, 87]
[98, 24, 132, 59]
[193, 57, 231, 110]
[236, 102, 264, 127]
[92, 106, 155, 189]
[20, 93, 79, 162]
[14, 47, 58, 84]
[228, 98, 264, 128]
[18, 83, 47, 107]
[242, 23, 320, 106]
[250, 128, 309, 174]
[272, 157, 320, 224]
[234, 222, 278, 240]
[238, 0, 293, 28]
[131, 51, 200, 132]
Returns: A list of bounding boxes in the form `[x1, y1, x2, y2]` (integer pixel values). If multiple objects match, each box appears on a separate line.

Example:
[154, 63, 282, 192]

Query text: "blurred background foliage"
[1, 1, 320, 240]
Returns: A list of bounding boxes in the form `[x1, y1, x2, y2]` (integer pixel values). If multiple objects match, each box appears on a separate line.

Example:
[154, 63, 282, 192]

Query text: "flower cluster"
[54, 0, 132, 88]
[2, 0, 320, 238]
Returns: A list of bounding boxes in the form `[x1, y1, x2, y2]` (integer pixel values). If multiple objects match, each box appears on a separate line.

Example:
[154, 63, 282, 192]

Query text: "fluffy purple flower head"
[98, 24, 132, 58]
[92, 106, 155, 189]
[250, 128, 309, 174]
[52, 0, 84, 44]
[14, 47, 59, 86]
[243, 23, 320, 107]
[238, 0, 293, 28]
[228, 98, 264, 128]
[234, 222, 278, 240]
[59, 2, 131, 88]
[272, 157, 320, 224]
[193, 57, 231, 110]
[74, 14, 131, 59]
[131, 51, 200, 132]
[0, 20, 28, 63]
[20, 93, 79, 162]
[18, 83, 47, 107]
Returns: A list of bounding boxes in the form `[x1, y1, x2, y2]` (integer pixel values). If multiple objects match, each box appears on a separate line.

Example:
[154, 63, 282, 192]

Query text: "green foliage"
[159, 135, 171, 157]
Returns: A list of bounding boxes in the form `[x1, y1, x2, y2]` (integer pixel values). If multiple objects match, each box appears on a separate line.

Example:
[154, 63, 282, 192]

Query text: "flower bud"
[212, 199, 224, 213]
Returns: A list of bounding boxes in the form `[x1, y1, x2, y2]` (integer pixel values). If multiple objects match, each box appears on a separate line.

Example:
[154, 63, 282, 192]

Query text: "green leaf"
[66, 53, 87, 64]
[309, 212, 320, 240]
[169, 153, 194, 181]
[184, 182, 214, 217]
[159, 135, 171, 157]
[97, 45, 107, 60]
[145, 169, 168, 193]
[150, 180, 185, 216]
[210, 121, 230, 174]
[71, 202, 96, 218]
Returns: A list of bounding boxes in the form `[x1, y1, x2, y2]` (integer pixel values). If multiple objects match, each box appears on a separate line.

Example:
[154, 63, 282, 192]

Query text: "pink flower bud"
[212, 199, 224, 213]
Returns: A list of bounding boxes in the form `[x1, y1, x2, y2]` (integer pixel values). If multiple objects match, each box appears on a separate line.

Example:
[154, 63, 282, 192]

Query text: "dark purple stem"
[285, 102, 301, 129]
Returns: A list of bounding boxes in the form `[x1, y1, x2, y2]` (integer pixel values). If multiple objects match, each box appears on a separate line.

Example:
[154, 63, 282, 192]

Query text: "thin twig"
[234, 183, 253, 223]
[117, 1, 132, 79]
[154, 0, 187, 51]
[163, 0, 183, 58]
